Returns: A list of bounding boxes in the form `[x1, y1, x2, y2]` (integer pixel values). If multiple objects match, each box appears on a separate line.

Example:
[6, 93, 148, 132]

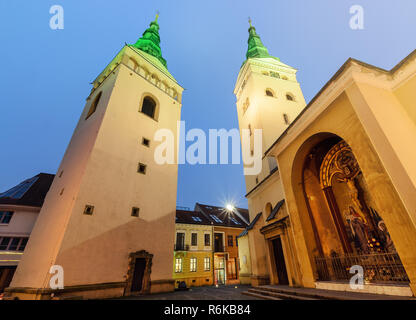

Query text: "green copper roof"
[130, 15, 167, 68]
[245, 19, 279, 62]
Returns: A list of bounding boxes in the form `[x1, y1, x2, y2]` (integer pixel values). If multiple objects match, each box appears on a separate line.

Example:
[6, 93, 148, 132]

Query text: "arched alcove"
[290, 132, 408, 283]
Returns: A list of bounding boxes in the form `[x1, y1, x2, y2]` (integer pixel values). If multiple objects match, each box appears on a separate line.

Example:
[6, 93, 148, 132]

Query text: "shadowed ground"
[116, 285, 261, 300]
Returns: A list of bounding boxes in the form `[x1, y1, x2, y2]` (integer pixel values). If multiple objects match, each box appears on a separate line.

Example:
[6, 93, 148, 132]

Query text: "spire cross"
[155, 11, 159, 21]
[248, 17, 252, 27]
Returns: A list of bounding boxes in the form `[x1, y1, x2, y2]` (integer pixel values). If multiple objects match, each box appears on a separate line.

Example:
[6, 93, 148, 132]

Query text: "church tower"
[233, 20, 307, 287]
[8, 16, 183, 299]
[234, 20, 306, 193]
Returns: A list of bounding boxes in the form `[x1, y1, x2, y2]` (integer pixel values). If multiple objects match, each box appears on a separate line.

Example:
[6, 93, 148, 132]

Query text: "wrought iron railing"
[214, 245, 225, 253]
[174, 244, 189, 251]
[314, 252, 409, 284]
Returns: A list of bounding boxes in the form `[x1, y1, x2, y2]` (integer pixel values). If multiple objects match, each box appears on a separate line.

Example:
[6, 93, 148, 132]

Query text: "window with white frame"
[0, 211, 14, 224]
[204, 233, 210, 246]
[190, 257, 197, 272]
[191, 233, 198, 246]
[0, 237, 28, 251]
[175, 258, 182, 273]
[204, 257, 210, 271]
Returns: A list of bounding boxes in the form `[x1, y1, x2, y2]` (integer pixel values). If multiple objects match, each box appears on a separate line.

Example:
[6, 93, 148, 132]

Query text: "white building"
[0, 173, 54, 292]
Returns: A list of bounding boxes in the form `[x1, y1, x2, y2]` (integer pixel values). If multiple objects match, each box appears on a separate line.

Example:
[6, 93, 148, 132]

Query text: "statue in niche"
[378, 220, 395, 253]
[344, 206, 370, 254]
[321, 141, 395, 254]
[369, 207, 396, 253]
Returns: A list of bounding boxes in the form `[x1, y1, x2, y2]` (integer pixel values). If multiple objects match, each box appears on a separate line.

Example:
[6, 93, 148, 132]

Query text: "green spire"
[245, 18, 279, 61]
[131, 14, 167, 68]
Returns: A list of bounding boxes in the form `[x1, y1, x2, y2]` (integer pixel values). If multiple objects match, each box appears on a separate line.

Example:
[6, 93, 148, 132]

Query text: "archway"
[292, 133, 409, 284]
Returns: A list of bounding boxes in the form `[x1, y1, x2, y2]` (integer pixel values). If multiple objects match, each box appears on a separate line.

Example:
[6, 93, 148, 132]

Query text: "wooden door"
[272, 238, 289, 285]
[131, 258, 146, 292]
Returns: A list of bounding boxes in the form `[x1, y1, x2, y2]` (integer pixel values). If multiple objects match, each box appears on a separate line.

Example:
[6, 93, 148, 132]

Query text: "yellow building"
[195, 203, 249, 285]
[173, 206, 249, 288]
[174, 210, 214, 288]
[236, 21, 416, 297]
[6, 16, 183, 299]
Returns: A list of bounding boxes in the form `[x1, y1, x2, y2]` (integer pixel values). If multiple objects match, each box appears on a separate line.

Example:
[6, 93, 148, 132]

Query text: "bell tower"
[234, 20, 306, 192]
[8, 16, 183, 299]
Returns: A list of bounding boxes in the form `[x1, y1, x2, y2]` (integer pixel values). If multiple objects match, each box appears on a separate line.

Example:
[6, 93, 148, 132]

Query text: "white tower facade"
[234, 23, 306, 193]
[8, 17, 183, 299]
[234, 22, 307, 285]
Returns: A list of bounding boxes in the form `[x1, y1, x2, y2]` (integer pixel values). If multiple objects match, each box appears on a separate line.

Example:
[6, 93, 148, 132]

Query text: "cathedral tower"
[234, 21, 307, 286]
[8, 16, 183, 299]
[234, 20, 306, 194]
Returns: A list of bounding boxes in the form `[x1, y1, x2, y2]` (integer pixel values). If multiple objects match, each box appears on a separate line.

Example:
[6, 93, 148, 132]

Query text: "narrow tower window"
[86, 91, 102, 120]
[83, 205, 94, 215]
[283, 113, 290, 125]
[131, 207, 140, 217]
[137, 163, 147, 174]
[286, 93, 295, 101]
[142, 137, 150, 147]
[141, 96, 157, 119]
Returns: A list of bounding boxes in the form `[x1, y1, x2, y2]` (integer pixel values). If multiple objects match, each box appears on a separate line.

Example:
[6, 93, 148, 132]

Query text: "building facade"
[6, 16, 184, 300]
[235, 21, 416, 296]
[173, 204, 249, 288]
[173, 210, 214, 288]
[0, 174, 54, 293]
[195, 203, 249, 285]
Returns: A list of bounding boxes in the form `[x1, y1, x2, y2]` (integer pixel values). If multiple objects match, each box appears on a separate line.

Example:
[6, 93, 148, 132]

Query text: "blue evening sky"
[0, 1, 415, 209]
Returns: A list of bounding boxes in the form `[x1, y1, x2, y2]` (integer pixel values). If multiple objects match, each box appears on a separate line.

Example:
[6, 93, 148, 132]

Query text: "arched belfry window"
[141, 96, 157, 119]
[85, 91, 102, 120]
[286, 93, 295, 101]
[265, 89, 274, 97]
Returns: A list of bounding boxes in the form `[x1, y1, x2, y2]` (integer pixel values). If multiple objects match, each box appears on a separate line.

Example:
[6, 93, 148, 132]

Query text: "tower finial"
[130, 13, 167, 68]
[248, 17, 252, 27]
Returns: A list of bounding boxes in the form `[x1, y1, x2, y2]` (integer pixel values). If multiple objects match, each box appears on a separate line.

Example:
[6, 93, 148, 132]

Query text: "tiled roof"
[237, 212, 262, 239]
[237, 229, 248, 238]
[175, 210, 212, 225]
[195, 203, 249, 228]
[0, 173, 55, 207]
[266, 199, 285, 222]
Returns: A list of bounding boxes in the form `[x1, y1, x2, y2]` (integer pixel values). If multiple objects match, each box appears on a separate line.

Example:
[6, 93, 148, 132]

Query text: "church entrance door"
[272, 237, 289, 285]
[131, 258, 146, 292]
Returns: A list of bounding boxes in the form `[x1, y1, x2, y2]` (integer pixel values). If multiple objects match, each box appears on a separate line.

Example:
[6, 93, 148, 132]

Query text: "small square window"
[142, 138, 150, 147]
[131, 207, 140, 217]
[137, 163, 147, 174]
[84, 205, 94, 215]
